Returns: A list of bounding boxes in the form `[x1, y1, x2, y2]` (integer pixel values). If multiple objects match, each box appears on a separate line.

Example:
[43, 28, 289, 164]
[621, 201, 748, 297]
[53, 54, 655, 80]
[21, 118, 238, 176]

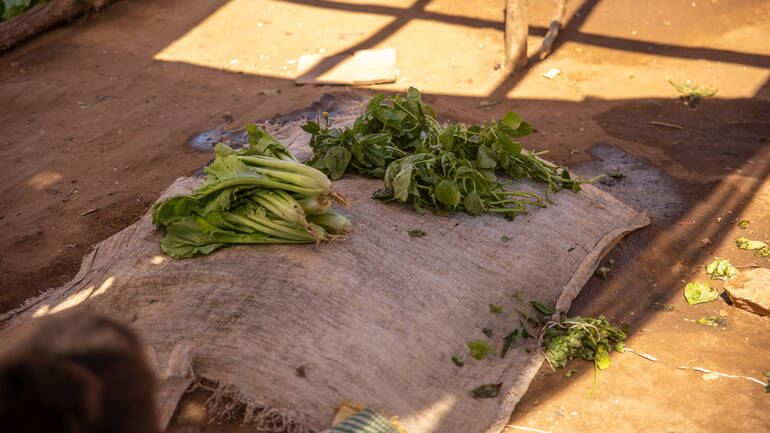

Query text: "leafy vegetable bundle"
[540, 315, 627, 395]
[152, 126, 350, 259]
[541, 315, 627, 370]
[303, 87, 601, 218]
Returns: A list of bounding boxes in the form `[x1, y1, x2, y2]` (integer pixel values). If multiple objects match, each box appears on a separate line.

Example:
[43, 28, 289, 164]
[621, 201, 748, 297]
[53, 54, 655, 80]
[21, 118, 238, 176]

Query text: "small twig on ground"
[650, 121, 684, 130]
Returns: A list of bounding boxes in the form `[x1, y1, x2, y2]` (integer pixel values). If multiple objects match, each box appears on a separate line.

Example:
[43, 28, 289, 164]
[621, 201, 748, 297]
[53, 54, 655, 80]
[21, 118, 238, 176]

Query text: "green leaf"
[531, 301, 556, 316]
[705, 258, 739, 279]
[365, 94, 385, 115]
[451, 356, 464, 367]
[470, 383, 502, 399]
[2, 0, 36, 20]
[684, 282, 719, 305]
[735, 237, 768, 251]
[323, 145, 351, 180]
[467, 340, 491, 360]
[595, 345, 611, 370]
[407, 229, 426, 238]
[501, 235, 511, 242]
[696, 316, 725, 327]
[489, 303, 503, 314]
[244, 125, 297, 161]
[565, 369, 578, 377]
[462, 191, 485, 216]
[595, 266, 612, 280]
[496, 135, 522, 156]
[502, 329, 518, 358]
[482, 328, 494, 338]
[434, 179, 460, 207]
[476, 145, 497, 169]
[502, 111, 523, 130]
[738, 219, 749, 229]
[501, 111, 533, 137]
[392, 165, 414, 202]
[301, 120, 321, 135]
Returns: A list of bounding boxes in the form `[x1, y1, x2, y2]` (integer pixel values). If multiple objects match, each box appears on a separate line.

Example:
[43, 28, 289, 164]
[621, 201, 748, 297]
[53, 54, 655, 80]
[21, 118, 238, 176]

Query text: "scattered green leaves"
[489, 303, 503, 314]
[451, 356, 464, 367]
[684, 282, 719, 305]
[565, 369, 579, 377]
[735, 237, 770, 257]
[738, 219, 750, 229]
[467, 340, 491, 360]
[705, 259, 739, 280]
[407, 229, 426, 237]
[470, 383, 502, 399]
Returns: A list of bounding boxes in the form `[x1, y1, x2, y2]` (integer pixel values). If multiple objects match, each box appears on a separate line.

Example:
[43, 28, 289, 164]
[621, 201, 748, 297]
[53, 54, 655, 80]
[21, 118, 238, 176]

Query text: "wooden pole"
[539, 0, 567, 60]
[504, 0, 528, 71]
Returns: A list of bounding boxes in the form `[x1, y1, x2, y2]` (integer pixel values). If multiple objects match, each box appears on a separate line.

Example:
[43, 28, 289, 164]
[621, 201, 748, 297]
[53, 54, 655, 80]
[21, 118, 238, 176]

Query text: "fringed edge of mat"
[194, 377, 317, 433]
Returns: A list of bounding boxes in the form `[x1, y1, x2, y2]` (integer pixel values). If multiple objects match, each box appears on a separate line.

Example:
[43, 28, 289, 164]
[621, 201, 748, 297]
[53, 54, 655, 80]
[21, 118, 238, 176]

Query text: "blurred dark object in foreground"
[0, 310, 158, 433]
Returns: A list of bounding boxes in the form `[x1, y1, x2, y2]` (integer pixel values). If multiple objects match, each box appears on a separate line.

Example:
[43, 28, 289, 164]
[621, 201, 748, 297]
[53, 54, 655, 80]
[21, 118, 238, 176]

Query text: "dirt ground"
[1, 0, 769, 432]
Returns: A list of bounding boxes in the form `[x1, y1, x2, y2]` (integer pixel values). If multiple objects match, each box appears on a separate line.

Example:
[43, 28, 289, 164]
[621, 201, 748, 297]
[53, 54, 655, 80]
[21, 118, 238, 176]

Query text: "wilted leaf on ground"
[684, 282, 719, 305]
[470, 383, 502, 398]
[735, 237, 770, 256]
[696, 316, 726, 327]
[467, 340, 491, 360]
[407, 229, 425, 237]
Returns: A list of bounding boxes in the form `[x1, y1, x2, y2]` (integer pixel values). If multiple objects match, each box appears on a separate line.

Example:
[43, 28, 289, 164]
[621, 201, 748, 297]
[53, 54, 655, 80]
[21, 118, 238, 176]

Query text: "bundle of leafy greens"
[541, 315, 627, 395]
[152, 126, 351, 259]
[303, 87, 601, 218]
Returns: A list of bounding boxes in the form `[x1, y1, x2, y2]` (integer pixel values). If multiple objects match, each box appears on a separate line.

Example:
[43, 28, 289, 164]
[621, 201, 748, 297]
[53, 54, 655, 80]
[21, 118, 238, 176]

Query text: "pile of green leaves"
[541, 315, 627, 371]
[303, 87, 600, 218]
[705, 258, 739, 280]
[152, 126, 350, 259]
[541, 315, 627, 396]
